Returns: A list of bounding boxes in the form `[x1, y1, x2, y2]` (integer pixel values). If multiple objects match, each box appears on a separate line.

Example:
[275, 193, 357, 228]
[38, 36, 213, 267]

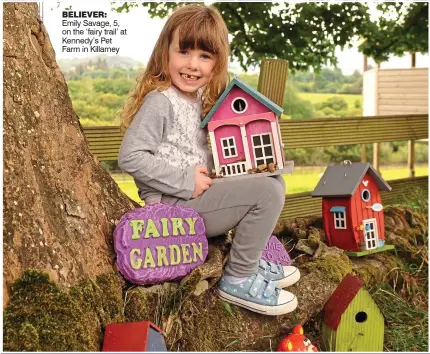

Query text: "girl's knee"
[253, 177, 285, 207]
[273, 175, 286, 194]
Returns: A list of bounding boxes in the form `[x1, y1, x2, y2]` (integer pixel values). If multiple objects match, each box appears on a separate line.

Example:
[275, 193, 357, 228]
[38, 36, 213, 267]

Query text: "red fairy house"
[200, 77, 293, 178]
[312, 161, 393, 256]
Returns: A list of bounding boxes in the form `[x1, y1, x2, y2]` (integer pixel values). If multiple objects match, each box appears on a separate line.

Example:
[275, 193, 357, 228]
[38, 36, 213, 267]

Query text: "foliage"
[317, 97, 348, 111]
[113, 2, 427, 71]
[359, 2, 429, 63]
[283, 83, 314, 119]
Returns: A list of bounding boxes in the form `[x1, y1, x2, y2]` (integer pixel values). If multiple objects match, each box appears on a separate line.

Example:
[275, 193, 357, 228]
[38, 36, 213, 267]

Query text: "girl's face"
[168, 29, 215, 99]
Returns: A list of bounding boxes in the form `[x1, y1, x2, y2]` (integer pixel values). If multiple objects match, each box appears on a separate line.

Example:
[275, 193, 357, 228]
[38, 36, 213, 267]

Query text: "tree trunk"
[3, 3, 135, 306]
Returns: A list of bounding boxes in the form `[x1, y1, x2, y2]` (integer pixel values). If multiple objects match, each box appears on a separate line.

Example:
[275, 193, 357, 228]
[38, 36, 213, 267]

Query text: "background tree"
[358, 2, 428, 63]
[114, 1, 428, 71]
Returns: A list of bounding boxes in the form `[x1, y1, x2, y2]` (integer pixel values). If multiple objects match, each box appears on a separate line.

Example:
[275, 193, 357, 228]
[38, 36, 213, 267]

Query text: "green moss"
[179, 296, 279, 351]
[307, 229, 323, 247]
[303, 252, 353, 283]
[124, 284, 178, 326]
[4, 270, 125, 351]
[355, 263, 385, 286]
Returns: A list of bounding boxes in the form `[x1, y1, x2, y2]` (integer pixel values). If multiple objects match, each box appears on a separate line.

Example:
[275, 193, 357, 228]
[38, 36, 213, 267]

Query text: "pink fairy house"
[200, 77, 292, 178]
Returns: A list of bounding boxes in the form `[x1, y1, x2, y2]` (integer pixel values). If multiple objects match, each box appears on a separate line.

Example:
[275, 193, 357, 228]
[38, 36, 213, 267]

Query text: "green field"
[112, 164, 428, 204]
[298, 92, 362, 108]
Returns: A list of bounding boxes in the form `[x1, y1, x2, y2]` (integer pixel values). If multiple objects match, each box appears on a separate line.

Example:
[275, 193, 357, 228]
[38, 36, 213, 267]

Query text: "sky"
[42, 0, 429, 75]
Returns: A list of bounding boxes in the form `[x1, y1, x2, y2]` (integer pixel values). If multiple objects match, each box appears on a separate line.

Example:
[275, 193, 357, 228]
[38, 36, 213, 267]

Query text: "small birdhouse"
[102, 321, 167, 352]
[312, 161, 394, 256]
[321, 274, 384, 352]
[200, 77, 293, 180]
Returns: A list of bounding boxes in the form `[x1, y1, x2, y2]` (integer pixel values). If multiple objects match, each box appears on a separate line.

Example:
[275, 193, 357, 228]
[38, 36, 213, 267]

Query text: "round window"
[355, 311, 368, 323]
[231, 97, 248, 114]
[361, 189, 371, 202]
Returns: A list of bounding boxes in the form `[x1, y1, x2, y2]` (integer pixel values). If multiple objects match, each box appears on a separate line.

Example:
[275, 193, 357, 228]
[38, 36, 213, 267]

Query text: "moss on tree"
[3, 270, 124, 351]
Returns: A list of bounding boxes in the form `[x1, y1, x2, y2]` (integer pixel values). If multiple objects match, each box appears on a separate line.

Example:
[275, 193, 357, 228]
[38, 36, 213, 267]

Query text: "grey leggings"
[163, 176, 286, 277]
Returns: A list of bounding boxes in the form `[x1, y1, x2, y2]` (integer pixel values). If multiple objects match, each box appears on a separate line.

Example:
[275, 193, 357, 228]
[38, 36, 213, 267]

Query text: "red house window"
[334, 212, 347, 229]
[330, 206, 347, 229]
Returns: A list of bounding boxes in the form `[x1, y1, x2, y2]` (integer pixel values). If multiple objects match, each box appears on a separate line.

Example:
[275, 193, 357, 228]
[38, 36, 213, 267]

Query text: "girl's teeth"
[182, 74, 198, 80]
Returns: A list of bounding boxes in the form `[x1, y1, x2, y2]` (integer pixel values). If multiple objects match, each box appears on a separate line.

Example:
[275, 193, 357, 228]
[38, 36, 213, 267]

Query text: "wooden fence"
[83, 112, 428, 219]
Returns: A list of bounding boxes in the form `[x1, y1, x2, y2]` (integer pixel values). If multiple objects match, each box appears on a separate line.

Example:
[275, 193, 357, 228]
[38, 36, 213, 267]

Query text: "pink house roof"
[200, 77, 283, 128]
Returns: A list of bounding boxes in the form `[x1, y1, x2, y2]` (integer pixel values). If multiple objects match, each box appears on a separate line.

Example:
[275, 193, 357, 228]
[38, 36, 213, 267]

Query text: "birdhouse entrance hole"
[355, 311, 368, 323]
[231, 97, 248, 113]
[361, 189, 371, 202]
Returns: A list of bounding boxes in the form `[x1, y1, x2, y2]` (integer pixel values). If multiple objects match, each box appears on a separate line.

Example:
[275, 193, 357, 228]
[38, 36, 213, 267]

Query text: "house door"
[362, 218, 378, 250]
[251, 133, 274, 167]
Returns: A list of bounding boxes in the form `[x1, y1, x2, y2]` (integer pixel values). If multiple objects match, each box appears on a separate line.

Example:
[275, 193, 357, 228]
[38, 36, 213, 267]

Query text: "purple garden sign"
[114, 204, 208, 285]
[261, 235, 292, 265]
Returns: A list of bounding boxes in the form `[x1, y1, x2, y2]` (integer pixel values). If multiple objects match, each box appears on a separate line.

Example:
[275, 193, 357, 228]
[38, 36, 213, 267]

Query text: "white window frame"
[220, 136, 238, 159]
[251, 133, 274, 166]
[231, 97, 248, 114]
[363, 218, 378, 250]
[334, 211, 347, 229]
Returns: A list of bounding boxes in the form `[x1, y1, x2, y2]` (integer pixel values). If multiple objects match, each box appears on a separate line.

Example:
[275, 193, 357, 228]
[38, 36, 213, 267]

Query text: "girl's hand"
[192, 165, 212, 198]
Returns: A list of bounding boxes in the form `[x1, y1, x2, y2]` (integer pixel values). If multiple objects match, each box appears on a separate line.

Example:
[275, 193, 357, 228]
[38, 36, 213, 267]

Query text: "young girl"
[119, 4, 300, 316]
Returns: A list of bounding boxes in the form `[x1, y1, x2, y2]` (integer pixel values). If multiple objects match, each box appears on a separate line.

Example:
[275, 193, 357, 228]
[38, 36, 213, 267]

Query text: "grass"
[370, 281, 428, 352]
[112, 164, 428, 204]
[298, 92, 362, 109]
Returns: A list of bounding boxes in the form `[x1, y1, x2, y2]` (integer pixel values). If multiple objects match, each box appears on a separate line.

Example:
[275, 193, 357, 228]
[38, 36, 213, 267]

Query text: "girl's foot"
[218, 273, 298, 316]
[258, 259, 300, 288]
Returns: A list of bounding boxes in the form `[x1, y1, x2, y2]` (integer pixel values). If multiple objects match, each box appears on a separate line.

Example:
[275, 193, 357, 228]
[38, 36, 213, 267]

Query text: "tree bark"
[3, 3, 135, 306]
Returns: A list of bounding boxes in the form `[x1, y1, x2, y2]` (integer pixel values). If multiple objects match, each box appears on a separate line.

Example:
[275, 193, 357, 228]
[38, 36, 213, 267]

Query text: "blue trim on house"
[200, 77, 284, 128]
[330, 206, 346, 212]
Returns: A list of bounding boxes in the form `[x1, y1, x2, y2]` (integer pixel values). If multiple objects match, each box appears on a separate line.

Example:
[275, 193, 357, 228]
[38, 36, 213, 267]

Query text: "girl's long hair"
[120, 4, 230, 132]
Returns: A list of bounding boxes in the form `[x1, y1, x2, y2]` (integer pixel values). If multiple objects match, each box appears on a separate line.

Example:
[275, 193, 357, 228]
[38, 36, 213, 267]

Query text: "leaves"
[359, 2, 428, 63]
[222, 301, 234, 316]
[113, 2, 427, 72]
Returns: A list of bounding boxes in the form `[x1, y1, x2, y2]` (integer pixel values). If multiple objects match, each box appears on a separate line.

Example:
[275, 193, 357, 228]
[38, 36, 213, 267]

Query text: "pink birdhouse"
[200, 77, 293, 179]
[312, 161, 394, 257]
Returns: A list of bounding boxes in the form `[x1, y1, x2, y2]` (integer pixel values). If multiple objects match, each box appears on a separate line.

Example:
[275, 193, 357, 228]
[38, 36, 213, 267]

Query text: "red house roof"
[312, 162, 392, 198]
[323, 274, 363, 330]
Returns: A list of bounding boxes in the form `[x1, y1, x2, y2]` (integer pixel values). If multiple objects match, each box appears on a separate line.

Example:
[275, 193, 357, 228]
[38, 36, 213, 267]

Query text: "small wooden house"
[363, 67, 428, 116]
[312, 162, 393, 256]
[200, 77, 287, 177]
[102, 321, 166, 351]
[321, 274, 384, 352]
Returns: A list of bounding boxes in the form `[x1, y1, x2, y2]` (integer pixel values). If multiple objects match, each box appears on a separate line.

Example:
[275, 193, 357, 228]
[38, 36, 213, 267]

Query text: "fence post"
[408, 52, 416, 177]
[361, 55, 368, 163]
[257, 59, 289, 109]
[372, 64, 380, 172]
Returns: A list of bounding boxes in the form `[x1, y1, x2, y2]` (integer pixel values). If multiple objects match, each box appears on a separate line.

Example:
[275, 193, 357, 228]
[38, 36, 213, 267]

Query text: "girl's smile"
[180, 73, 200, 81]
[168, 29, 215, 98]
